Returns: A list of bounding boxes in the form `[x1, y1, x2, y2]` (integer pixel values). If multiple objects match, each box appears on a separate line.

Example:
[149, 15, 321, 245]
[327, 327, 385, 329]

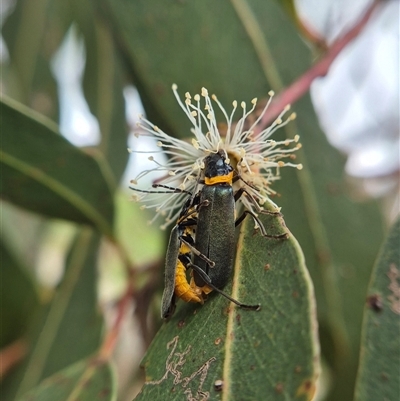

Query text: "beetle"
[160, 193, 204, 318]
[130, 152, 286, 318]
[191, 150, 287, 300]
[129, 184, 209, 317]
[161, 192, 261, 319]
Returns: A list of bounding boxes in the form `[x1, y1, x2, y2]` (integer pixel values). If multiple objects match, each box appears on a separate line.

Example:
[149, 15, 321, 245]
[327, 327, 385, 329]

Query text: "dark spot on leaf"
[303, 380, 312, 390]
[275, 382, 284, 393]
[178, 320, 185, 328]
[264, 263, 270, 271]
[154, 83, 167, 96]
[292, 291, 299, 298]
[297, 378, 316, 398]
[366, 294, 383, 312]
[236, 314, 241, 325]
[214, 379, 223, 391]
[99, 387, 110, 397]
[214, 337, 222, 345]
[295, 365, 302, 373]
[326, 182, 342, 196]
[250, 365, 255, 371]
[381, 372, 389, 381]
[293, 269, 298, 274]
[317, 250, 331, 265]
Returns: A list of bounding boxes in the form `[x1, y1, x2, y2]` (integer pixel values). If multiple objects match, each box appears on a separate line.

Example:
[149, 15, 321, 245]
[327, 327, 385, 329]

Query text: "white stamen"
[129, 84, 302, 227]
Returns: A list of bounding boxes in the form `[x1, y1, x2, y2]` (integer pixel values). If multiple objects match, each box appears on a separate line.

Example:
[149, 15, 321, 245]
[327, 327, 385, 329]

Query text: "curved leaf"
[0, 229, 104, 400]
[135, 213, 319, 401]
[0, 97, 114, 236]
[274, 99, 384, 400]
[0, 238, 39, 348]
[81, 15, 129, 183]
[17, 358, 116, 401]
[2, 0, 73, 110]
[354, 218, 400, 401]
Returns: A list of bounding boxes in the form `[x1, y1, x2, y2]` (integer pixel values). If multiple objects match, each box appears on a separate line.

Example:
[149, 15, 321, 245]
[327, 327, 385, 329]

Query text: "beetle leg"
[180, 238, 215, 267]
[188, 263, 261, 311]
[234, 187, 282, 216]
[235, 210, 288, 239]
[129, 184, 192, 195]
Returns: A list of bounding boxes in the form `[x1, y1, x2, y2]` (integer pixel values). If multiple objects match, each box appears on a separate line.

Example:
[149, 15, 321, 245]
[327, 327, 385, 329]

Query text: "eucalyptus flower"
[129, 85, 302, 228]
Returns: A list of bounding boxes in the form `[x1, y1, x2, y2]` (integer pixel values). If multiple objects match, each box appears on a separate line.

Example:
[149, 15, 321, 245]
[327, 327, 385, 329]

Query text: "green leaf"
[0, 237, 39, 348]
[17, 358, 116, 401]
[304, 97, 385, 383]
[98, 0, 317, 134]
[101, 1, 385, 398]
[2, 0, 73, 110]
[135, 213, 319, 401]
[0, 97, 114, 236]
[81, 16, 129, 183]
[273, 0, 297, 22]
[0, 229, 104, 401]
[354, 218, 400, 401]
[115, 191, 164, 265]
[274, 98, 385, 400]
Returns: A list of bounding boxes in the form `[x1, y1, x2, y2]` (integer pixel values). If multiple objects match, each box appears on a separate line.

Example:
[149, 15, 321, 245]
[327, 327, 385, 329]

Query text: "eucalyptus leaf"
[0, 97, 114, 236]
[135, 213, 319, 401]
[354, 218, 400, 401]
[273, 97, 384, 400]
[0, 229, 104, 401]
[17, 357, 116, 401]
[0, 238, 39, 348]
[81, 16, 129, 183]
[2, 0, 73, 110]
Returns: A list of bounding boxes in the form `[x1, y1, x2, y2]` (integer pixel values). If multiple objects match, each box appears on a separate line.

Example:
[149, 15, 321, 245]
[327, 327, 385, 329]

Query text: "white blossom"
[129, 85, 302, 228]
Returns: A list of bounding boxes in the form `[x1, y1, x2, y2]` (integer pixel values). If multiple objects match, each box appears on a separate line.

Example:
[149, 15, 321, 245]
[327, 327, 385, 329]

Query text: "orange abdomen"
[174, 260, 203, 304]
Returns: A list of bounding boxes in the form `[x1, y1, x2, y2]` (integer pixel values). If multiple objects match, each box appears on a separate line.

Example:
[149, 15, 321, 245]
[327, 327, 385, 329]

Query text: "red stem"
[98, 270, 134, 360]
[0, 339, 27, 378]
